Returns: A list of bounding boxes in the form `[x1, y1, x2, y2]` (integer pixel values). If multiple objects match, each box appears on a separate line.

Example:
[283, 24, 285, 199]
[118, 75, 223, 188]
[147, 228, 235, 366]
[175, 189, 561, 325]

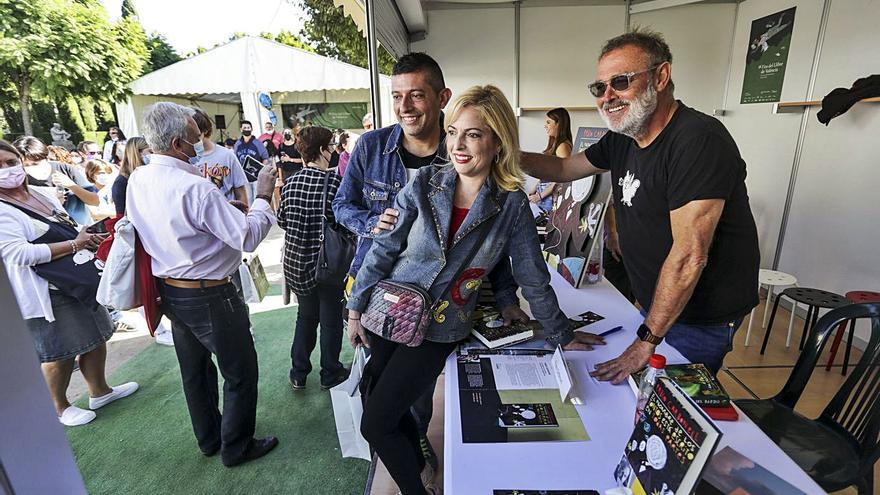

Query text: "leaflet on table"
[457, 354, 590, 443]
[614, 377, 721, 495]
[551, 345, 582, 405]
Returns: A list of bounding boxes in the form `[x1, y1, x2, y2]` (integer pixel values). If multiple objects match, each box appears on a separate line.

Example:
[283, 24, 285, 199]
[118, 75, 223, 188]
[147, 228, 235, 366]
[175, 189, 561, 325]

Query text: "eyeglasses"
[86, 151, 100, 157]
[587, 65, 659, 97]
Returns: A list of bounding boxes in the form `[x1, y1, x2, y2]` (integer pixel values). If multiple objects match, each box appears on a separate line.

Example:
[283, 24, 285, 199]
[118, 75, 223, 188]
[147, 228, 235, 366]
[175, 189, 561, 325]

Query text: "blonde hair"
[120, 137, 149, 177]
[445, 85, 524, 192]
[47, 145, 74, 164]
[84, 159, 112, 185]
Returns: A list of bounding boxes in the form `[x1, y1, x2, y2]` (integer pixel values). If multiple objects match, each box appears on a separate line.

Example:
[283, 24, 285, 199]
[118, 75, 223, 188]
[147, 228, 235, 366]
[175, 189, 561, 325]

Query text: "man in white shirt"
[126, 102, 279, 467]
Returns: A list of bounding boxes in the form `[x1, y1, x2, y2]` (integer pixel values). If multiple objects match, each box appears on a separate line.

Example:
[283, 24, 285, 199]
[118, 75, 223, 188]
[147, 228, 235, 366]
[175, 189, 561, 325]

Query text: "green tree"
[0, 0, 148, 135]
[145, 33, 181, 73]
[261, 30, 315, 53]
[121, 0, 138, 18]
[295, 0, 395, 73]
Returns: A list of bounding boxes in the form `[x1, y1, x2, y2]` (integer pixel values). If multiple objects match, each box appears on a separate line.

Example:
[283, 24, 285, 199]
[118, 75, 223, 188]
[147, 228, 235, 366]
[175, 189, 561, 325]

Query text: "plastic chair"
[760, 287, 848, 355]
[736, 302, 880, 494]
[826, 291, 880, 375]
[744, 269, 797, 347]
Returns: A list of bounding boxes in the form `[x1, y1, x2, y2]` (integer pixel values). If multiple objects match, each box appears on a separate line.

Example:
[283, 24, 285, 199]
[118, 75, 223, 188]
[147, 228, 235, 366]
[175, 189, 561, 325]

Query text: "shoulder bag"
[315, 170, 356, 287]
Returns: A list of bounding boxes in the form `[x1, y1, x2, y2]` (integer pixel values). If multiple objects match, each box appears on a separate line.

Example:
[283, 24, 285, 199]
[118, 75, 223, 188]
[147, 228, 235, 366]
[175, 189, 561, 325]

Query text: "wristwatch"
[637, 323, 663, 345]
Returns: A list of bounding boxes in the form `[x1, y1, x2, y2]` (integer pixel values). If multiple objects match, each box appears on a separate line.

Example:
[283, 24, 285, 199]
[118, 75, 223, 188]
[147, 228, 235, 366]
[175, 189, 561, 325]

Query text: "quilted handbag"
[361, 214, 497, 347]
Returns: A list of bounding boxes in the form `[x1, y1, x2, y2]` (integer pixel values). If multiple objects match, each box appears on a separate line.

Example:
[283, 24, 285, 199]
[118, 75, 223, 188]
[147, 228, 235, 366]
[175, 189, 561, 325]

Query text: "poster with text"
[281, 102, 368, 129]
[740, 7, 796, 104]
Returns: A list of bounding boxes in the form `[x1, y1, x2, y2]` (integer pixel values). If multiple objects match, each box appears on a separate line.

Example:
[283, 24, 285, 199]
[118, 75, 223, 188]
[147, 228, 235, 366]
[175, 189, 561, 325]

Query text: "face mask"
[96, 173, 112, 186]
[242, 130, 252, 137]
[0, 163, 27, 189]
[141, 153, 151, 165]
[283, 133, 292, 140]
[180, 138, 204, 165]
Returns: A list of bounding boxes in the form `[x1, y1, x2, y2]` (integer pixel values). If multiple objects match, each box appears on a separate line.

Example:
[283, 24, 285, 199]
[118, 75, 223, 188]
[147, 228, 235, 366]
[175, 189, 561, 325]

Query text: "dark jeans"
[161, 282, 258, 464]
[289, 284, 345, 385]
[360, 336, 457, 495]
[641, 309, 743, 374]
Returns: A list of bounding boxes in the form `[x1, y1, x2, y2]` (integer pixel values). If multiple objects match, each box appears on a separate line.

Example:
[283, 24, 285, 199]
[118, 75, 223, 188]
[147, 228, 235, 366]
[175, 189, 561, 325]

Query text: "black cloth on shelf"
[816, 74, 880, 125]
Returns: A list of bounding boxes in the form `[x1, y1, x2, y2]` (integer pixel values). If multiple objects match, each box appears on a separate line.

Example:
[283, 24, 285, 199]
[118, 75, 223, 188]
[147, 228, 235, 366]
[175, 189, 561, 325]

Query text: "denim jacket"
[333, 124, 518, 309]
[347, 165, 574, 346]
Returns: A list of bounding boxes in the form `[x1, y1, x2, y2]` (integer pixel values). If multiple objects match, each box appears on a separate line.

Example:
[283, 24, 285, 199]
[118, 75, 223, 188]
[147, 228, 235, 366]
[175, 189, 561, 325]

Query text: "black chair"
[737, 302, 880, 494]
[760, 287, 848, 355]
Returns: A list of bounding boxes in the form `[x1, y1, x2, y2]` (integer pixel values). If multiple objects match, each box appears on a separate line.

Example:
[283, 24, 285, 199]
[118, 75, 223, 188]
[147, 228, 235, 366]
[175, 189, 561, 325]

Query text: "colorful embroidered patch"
[433, 300, 449, 323]
[451, 268, 487, 306]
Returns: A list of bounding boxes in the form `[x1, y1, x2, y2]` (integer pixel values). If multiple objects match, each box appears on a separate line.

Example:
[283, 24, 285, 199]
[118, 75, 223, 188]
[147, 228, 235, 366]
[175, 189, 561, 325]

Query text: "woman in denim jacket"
[347, 85, 605, 495]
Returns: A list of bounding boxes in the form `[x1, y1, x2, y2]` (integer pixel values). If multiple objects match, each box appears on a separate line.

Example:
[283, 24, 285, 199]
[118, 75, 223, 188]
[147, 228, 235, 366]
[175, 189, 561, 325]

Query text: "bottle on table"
[634, 353, 666, 425]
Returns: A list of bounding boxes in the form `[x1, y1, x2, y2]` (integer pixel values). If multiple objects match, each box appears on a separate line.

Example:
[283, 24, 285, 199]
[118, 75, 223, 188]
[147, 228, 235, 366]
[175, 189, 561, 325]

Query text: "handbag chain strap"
[319, 169, 331, 241]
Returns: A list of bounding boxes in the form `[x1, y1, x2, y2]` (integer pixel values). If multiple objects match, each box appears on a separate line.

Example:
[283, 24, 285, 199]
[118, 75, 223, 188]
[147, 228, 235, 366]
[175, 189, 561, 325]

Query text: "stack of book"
[628, 363, 739, 421]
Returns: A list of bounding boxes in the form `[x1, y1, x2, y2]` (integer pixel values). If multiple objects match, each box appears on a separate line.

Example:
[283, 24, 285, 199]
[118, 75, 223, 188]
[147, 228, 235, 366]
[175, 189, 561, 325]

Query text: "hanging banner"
[281, 102, 369, 130]
[740, 7, 796, 104]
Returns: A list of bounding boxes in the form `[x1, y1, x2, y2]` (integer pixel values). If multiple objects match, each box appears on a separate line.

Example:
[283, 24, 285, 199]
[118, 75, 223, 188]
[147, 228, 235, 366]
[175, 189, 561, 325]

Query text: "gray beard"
[599, 84, 658, 140]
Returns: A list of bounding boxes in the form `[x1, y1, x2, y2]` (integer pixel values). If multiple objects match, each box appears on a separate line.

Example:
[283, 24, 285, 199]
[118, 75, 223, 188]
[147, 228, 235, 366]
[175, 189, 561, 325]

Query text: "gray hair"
[141, 102, 195, 153]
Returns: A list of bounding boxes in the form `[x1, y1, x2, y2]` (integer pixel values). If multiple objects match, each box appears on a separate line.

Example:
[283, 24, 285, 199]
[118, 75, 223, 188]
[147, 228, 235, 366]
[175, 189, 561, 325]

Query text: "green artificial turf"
[65, 305, 368, 495]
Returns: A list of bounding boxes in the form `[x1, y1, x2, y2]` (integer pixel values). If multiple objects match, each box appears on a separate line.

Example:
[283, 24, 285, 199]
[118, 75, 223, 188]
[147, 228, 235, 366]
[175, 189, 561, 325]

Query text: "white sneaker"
[155, 329, 174, 347]
[89, 382, 139, 410]
[59, 406, 96, 426]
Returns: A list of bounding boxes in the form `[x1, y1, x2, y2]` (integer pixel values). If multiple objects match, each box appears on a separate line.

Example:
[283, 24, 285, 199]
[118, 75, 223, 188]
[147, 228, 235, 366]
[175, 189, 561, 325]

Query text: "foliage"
[295, 0, 394, 73]
[0, 0, 148, 133]
[59, 96, 86, 144]
[262, 30, 315, 53]
[145, 33, 181, 73]
[121, 0, 138, 18]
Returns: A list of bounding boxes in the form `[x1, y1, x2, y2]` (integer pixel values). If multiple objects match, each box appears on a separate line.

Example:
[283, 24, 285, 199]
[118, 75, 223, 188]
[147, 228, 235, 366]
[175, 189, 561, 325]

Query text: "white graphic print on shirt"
[618, 171, 641, 207]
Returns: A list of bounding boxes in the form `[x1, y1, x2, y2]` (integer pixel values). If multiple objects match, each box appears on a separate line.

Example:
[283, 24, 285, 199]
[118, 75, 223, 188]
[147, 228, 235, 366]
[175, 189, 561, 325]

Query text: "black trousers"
[290, 284, 345, 386]
[360, 336, 457, 495]
[161, 282, 258, 464]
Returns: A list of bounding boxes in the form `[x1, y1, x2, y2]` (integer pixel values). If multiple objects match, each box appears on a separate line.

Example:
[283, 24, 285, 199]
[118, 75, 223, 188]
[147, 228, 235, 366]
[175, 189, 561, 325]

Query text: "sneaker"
[59, 406, 96, 426]
[89, 382, 139, 410]
[420, 435, 439, 471]
[114, 320, 137, 332]
[155, 329, 174, 347]
[290, 377, 306, 391]
[320, 368, 351, 390]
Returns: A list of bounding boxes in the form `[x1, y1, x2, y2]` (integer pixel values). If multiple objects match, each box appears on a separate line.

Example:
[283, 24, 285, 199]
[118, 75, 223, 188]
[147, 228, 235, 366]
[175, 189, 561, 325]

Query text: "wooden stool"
[825, 290, 880, 375]
[760, 287, 848, 355]
[745, 269, 797, 347]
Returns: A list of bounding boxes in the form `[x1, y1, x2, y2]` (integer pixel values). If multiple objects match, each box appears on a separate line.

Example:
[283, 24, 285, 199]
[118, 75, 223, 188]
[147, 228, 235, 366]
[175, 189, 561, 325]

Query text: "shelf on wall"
[772, 96, 880, 114]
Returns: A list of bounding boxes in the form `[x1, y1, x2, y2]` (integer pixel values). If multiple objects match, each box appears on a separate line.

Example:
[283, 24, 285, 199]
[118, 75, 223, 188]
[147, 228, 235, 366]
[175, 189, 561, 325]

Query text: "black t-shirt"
[399, 145, 438, 169]
[278, 142, 302, 181]
[585, 102, 759, 324]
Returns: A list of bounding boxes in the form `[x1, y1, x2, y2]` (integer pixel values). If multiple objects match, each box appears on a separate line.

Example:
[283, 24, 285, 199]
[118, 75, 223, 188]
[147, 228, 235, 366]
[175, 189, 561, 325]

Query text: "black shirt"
[111, 175, 128, 215]
[399, 146, 438, 169]
[585, 102, 759, 324]
[278, 142, 302, 181]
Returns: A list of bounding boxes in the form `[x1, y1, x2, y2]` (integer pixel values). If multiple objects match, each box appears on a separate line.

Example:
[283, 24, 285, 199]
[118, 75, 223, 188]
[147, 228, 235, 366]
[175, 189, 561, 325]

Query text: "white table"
[442, 267, 825, 494]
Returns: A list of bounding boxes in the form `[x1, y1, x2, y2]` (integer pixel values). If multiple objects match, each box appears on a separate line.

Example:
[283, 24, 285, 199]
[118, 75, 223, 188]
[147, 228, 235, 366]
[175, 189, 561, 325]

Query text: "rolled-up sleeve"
[198, 190, 276, 253]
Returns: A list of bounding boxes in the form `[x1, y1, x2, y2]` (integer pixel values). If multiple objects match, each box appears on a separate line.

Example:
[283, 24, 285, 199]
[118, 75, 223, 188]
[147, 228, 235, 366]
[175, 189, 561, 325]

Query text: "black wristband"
[637, 323, 663, 345]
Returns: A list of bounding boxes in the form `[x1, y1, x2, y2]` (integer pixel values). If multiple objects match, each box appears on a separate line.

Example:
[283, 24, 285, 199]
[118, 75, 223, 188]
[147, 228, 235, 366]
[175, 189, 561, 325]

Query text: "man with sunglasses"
[522, 29, 759, 381]
[76, 141, 103, 165]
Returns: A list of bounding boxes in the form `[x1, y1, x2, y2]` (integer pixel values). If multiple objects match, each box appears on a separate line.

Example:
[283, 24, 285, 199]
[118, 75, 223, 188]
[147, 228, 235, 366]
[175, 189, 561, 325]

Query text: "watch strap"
[638, 323, 663, 345]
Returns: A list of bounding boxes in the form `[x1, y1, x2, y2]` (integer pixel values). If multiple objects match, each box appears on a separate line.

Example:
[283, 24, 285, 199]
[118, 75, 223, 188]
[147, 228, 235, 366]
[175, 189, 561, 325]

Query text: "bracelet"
[69, 240, 78, 254]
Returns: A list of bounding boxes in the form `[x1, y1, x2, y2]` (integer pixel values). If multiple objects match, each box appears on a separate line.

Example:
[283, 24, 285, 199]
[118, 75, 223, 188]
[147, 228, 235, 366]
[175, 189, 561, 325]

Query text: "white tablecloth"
[442, 267, 825, 494]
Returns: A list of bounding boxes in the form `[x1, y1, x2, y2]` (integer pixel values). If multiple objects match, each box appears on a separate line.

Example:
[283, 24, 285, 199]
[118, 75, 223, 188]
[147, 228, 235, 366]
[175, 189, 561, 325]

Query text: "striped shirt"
[278, 166, 341, 295]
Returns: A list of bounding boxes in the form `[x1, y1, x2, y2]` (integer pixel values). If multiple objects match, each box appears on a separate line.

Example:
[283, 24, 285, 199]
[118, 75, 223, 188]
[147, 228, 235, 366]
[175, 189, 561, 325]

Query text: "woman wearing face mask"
[84, 159, 117, 221]
[527, 107, 573, 214]
[278, 127, 303, 182]
[0, 139, 139, 427]
[346, 87, 604, 495]
[102, 126, 126, 163]
[13, 136, 99, 226]
[278, 126, 352, 391]
[112, 137, 150, 216]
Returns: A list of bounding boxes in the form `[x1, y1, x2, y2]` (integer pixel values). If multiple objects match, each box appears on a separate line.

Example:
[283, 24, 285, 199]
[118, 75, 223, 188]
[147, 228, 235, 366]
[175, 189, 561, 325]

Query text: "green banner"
[281, 102, 368, 130]
[740, 7, 796, 104]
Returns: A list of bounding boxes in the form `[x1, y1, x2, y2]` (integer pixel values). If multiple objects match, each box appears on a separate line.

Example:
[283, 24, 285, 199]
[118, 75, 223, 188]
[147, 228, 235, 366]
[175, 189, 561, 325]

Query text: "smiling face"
[446, 106, 500, 181]
[392, 71, 450, 140]
[595, 45, 659, 139]
[544, 116, 558, 138]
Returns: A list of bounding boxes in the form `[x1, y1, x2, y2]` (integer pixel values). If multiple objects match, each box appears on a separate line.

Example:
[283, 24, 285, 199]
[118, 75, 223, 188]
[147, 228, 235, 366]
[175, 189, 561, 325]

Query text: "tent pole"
[365, 0, 382, 126]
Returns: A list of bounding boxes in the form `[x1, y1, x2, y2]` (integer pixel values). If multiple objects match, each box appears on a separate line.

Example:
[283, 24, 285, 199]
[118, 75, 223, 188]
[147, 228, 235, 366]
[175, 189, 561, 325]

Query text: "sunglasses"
[588, 65, 659, 97]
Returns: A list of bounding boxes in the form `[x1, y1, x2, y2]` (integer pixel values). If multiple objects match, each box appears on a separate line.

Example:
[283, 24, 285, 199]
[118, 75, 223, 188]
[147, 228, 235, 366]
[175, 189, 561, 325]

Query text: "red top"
[448, 206, 469, 249]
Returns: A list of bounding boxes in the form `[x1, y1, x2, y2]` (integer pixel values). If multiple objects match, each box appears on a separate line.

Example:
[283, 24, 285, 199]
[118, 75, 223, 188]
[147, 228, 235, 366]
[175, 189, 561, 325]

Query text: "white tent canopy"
[117, 36, 392, 136]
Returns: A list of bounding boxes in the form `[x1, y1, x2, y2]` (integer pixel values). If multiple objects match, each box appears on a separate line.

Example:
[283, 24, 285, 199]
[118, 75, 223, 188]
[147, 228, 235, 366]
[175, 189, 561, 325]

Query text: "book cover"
[472, 306, 538, 348]
[493, 491, 599, 495]
[568, 310, 605, 331]
[498, 403, 559, 428]
[629, 363, 731, 407]
[700, 446, 806, 494]
[616, 378, 722, 495]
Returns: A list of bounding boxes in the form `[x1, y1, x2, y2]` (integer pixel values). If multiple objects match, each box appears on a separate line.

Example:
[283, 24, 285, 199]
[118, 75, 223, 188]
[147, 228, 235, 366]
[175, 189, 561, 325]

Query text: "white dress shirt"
[126, 154, 275, 280]
[0, 188, 66, 321]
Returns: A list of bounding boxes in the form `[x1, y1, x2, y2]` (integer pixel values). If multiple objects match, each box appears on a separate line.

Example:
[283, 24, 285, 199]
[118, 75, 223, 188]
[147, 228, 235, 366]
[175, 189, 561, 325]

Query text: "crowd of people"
[1, 28, 759, 495]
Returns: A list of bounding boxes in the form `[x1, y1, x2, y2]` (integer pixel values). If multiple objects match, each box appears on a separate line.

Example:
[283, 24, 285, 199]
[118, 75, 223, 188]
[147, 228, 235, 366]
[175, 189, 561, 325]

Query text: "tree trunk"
[17, 74, 33, 136]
